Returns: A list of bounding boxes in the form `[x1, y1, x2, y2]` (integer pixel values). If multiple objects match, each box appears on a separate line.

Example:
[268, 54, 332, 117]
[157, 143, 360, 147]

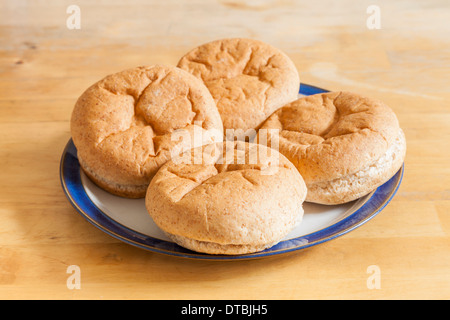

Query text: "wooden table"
[1, 0, 449, 300]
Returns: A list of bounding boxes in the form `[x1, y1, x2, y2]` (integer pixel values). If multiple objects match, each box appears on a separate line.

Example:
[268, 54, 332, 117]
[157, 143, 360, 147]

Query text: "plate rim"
[60, 83, 404, 261]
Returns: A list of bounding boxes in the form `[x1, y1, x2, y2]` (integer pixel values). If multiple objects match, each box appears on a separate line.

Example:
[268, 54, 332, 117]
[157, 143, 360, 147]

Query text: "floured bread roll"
[257, 91, 406, 205]
[177, 38, 300, 137]
[145, 141, 307, 255]
[71, 65, 223, 198]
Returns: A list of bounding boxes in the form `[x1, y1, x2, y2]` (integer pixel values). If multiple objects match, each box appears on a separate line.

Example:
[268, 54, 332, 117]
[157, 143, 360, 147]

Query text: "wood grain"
[0, 0, 449, 300]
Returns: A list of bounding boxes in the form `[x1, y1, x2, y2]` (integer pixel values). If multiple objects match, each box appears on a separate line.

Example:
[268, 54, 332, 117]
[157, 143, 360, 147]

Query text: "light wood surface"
[1, 0, 449, 300]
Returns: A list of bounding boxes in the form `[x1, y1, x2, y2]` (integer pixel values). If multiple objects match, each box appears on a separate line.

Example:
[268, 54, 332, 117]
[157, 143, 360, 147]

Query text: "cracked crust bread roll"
[177, 38, 300, 137]
[70, 65, 223, 198]
[257, 91, 406, 205]
[145, 141, 307, 255]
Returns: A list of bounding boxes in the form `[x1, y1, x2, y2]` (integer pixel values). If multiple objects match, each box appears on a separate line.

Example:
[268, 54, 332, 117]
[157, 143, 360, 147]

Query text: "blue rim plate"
[60, 83, 404, 261]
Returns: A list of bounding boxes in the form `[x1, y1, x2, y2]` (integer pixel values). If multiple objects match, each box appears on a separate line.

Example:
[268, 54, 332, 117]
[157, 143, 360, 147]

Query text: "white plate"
[60, 83, 404, 260]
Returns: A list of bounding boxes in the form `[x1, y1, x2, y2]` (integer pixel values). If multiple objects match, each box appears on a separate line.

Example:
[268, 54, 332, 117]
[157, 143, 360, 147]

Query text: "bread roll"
[71, 65, 223, 198]
[145, 141, 307, 255]
[177, 38, 300, 137]
[257, 91, 406, 204]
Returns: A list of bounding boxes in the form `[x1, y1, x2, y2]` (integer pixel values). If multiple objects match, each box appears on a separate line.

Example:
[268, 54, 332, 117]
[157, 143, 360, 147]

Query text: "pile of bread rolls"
[70, 38, 406, 255]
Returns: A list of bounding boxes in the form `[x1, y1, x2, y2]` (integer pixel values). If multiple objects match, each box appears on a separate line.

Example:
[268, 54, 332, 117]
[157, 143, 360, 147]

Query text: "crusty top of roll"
[71, 65, 223, 189]
[258, 91, 400, 183]
[177, 38, 300, 133]
[145, 141, 307, 247]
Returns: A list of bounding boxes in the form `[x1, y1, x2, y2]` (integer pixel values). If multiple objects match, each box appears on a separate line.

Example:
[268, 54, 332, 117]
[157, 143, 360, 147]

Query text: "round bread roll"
[177, 38, 300, 137]
[145, 141, 307, 255]
[257, 91, 406, 205]
[71, 65, 223, 198]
